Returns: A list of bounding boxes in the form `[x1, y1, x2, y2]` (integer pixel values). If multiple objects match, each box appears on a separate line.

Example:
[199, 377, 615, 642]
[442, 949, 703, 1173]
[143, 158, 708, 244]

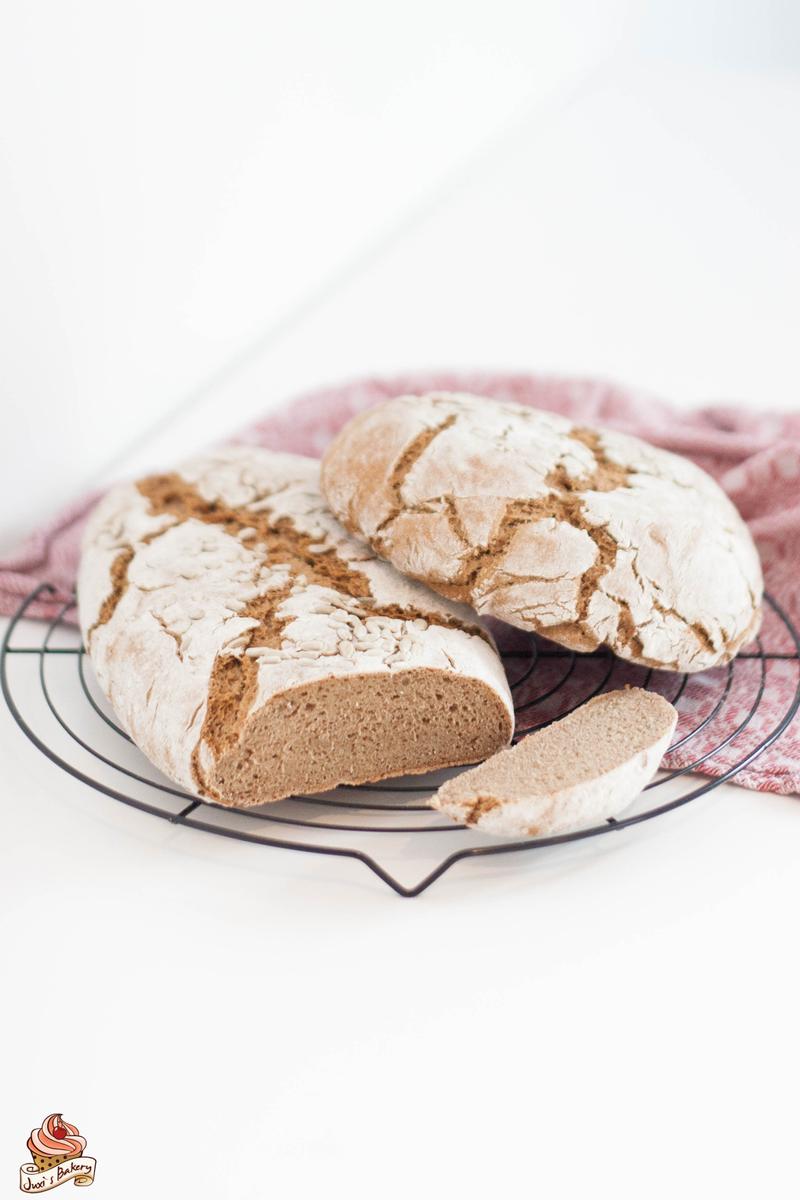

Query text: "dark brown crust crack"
[616, 603, 647, 661]
[650, 597, 716, 658]
[465, 795, 501, 824]
[628, 553, 717, 661]
[416, 495, 621, 653]
[86, 546, 134, 643]
[478, 405, 631, 493]
[389, 413, 457, 501]
[566, 428, 631, 493]
[191, 580, 294, 794]
[137, 473, 374, 599]
[374, 414, 457, 537]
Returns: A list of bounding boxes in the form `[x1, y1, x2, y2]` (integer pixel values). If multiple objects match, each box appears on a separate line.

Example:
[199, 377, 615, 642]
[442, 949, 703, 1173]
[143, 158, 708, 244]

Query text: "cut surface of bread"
[432, 687, 677, 837]
[320, 391, 763, 673]
[78, 447, 514, 807]
[212, 669, 511, 805]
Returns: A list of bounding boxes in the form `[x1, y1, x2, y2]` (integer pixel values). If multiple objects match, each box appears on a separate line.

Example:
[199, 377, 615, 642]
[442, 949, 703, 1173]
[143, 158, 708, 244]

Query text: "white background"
[1, 3, 799, 1197]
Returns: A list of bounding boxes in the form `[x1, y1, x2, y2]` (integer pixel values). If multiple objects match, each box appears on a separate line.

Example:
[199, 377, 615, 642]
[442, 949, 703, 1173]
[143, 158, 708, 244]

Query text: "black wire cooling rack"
[3, 583, 799, 896]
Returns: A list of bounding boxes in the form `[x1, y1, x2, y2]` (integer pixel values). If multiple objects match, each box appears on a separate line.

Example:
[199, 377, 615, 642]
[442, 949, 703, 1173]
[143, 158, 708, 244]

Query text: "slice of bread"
[432, 687, 677, 837]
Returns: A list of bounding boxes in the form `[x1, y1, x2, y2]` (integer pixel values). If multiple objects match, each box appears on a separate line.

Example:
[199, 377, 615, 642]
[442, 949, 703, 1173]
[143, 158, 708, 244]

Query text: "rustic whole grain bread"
[433, 687, 677, 837]
[320, 392, 763, 673]
[78, 447, 514, 807]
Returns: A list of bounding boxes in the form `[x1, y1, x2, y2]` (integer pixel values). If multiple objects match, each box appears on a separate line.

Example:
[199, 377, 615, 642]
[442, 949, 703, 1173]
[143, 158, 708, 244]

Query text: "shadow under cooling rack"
[3, 584, 799, 896]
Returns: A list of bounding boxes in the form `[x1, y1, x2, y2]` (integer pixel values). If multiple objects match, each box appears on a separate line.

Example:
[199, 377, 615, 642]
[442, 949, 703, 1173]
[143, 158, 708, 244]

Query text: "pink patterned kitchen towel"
[2, 370, 798, 794]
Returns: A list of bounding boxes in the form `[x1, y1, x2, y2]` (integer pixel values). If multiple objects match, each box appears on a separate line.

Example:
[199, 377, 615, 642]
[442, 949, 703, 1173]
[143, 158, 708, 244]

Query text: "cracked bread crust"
[320, 392, 764, 673]
[78, 447, 514, 806]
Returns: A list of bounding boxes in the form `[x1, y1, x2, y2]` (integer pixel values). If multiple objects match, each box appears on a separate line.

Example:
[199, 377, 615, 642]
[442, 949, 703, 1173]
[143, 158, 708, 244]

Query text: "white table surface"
[3, 52, 800, 1199]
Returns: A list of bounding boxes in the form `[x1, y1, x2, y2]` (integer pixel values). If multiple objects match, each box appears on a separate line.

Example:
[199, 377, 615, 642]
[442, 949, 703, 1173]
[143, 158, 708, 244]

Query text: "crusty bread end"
[433, 687, 677, 837]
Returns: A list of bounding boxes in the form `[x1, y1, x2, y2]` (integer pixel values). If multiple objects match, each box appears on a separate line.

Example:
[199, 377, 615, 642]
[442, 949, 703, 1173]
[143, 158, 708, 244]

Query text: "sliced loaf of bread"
[432, 687, 677, 837]
[78, 447, 514, 807]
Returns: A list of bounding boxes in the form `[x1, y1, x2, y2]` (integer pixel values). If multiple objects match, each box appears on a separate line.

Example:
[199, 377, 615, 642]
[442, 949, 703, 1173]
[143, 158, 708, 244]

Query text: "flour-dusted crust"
[321, 392, 763, 672]
[433, 687, 678, 837]
[78, 448, 514, 807]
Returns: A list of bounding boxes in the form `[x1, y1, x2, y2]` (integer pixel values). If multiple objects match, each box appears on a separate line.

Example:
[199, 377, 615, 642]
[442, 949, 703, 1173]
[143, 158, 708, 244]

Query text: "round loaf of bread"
[78, 447, 514, 807]
[320, 392, 763, 673]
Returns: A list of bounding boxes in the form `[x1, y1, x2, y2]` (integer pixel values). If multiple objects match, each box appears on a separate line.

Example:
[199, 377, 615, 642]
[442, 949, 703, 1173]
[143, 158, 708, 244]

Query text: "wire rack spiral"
[3, 583, 799, 896]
